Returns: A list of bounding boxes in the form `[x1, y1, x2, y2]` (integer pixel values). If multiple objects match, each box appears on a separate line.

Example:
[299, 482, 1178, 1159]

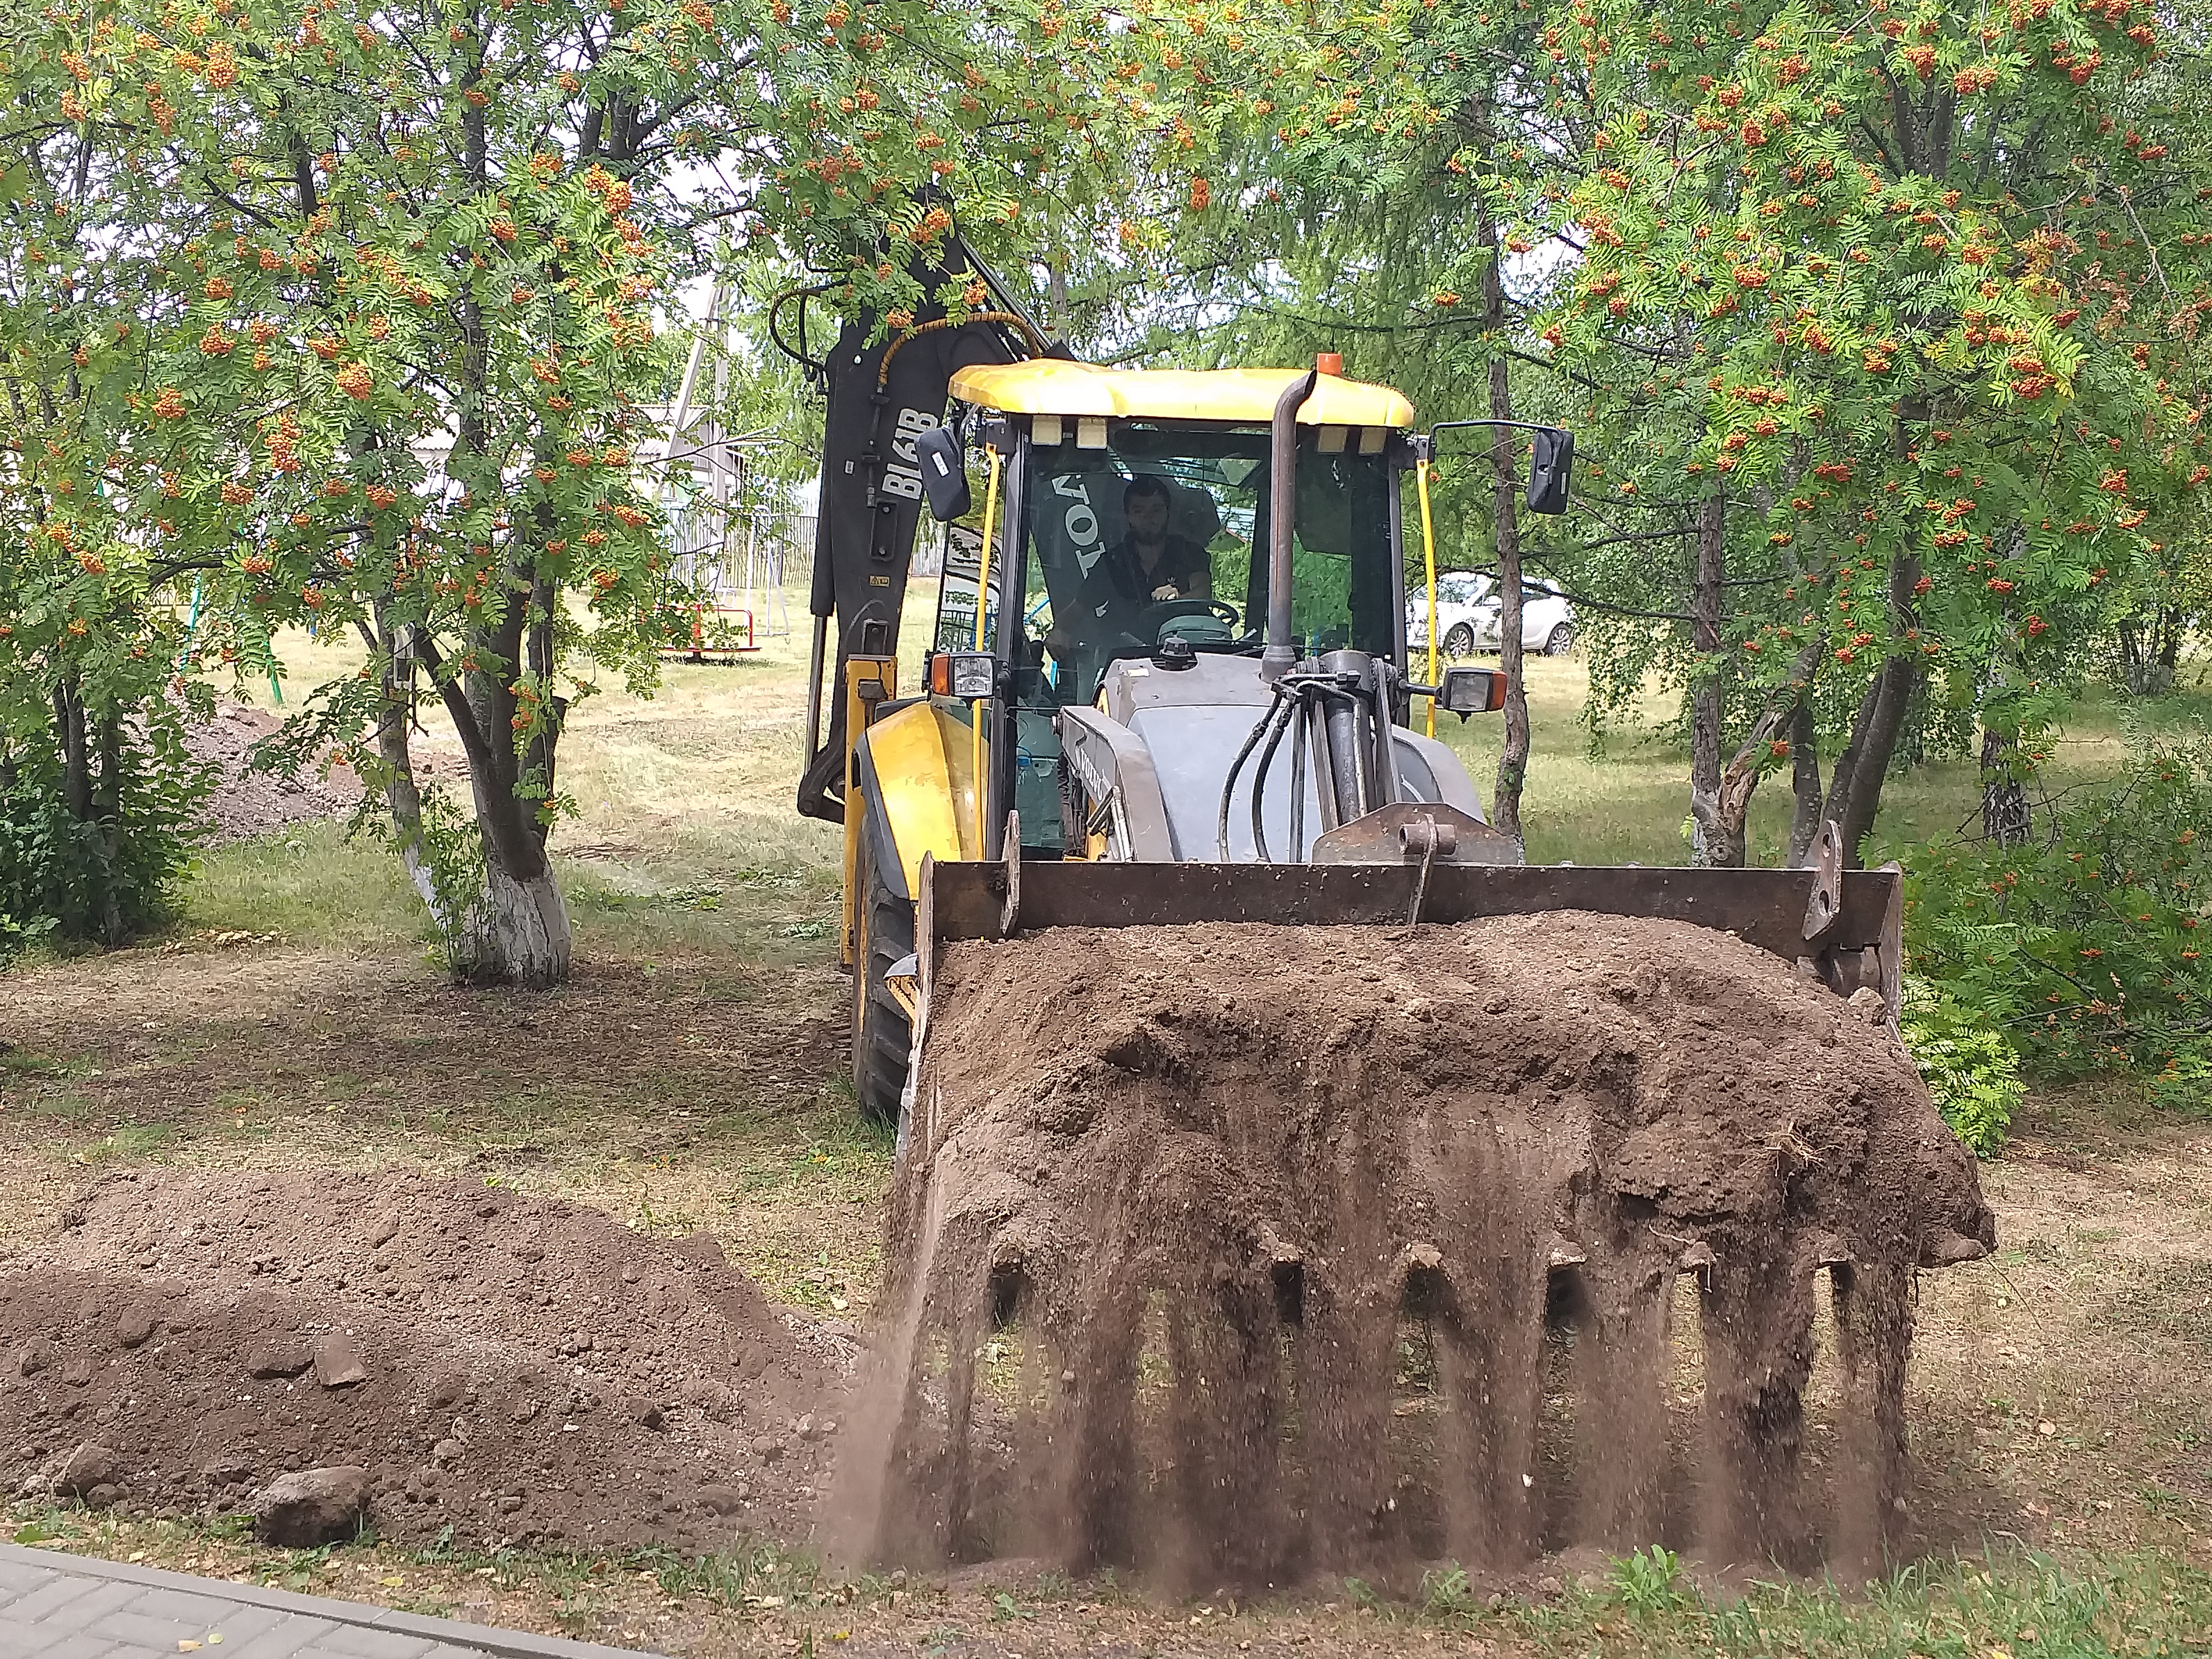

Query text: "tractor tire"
[851, 813, 915, 1133]
[1443, 621, 1477, 660]
[1543, 621, 1577, 657]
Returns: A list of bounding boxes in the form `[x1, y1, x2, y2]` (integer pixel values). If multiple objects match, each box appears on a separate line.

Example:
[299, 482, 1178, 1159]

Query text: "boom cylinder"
[1317, 649, 1376, 826]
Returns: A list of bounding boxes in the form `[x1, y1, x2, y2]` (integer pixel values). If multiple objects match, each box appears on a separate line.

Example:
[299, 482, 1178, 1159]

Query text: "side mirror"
[916, 424, 971, 522]
[1438, 665, 1510, 720]
[1526, 426, 1574, 516]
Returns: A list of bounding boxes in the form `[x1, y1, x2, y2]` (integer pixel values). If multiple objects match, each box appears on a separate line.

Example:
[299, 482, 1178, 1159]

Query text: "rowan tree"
[722, 0, 1185, 344]
[1550, 0, 2212, 865]
[0, 6, 213, 950]
[78, 2, 696, 984]
[4, 0, 1174, 976]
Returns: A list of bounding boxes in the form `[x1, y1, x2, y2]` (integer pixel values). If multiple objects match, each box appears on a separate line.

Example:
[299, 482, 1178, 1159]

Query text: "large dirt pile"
[846, 913, 1996, 1587]
[184, 699, 361, 843]
[0, 1171, 847, 1551]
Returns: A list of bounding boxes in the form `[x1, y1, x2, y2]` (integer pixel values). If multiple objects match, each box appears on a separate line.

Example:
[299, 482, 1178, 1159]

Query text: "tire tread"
[852, 823, 914, 1130]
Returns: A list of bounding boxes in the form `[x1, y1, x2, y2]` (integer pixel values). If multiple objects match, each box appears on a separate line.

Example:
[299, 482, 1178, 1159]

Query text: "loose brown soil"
[0, 1169, 848, 1551]
[185, 699, 361, 843]
[852, 913, 1996, 1589]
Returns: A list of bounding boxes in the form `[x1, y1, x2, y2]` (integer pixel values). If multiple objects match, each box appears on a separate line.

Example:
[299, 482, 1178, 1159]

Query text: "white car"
[1407, 573, 1576, 658]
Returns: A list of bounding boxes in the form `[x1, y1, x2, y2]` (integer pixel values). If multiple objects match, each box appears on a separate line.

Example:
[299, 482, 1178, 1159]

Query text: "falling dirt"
[843, 912, 1997, 1589]
[0, 1169, 848, 1551]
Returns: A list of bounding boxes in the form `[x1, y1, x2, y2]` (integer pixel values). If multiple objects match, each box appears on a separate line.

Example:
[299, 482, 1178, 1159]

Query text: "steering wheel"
[1136, 598, 1241, 637]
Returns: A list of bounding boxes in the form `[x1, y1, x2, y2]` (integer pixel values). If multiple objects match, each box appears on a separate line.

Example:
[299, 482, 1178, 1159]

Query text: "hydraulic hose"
[1287, 699, 1308, 862]
[1216, 690, 1293, 863]
[1249, 689, 1299, 864]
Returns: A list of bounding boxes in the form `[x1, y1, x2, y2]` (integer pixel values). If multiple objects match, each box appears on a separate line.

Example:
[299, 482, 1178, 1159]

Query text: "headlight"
[928, 651, 997, 700]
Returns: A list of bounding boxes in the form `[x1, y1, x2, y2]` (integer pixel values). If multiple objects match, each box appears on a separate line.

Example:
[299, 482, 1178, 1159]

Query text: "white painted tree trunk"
[468, 861, 572, 988]
[383, 781, 570, 986]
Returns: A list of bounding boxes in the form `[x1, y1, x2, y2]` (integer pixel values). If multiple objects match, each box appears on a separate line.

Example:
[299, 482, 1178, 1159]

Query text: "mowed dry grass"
[1906, 1088, 2212, 1558]
[1, 593, 2208, 1653]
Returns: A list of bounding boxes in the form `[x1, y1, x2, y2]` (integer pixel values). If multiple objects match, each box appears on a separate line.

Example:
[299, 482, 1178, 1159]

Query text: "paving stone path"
[0, 1545, 665, 1659]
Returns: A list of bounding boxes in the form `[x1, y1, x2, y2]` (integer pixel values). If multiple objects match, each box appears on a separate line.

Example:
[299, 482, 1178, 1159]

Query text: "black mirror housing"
[1526, 427, 1574, 516]
[1437, 665, 1510, 720]
[916, 424, 972, 522]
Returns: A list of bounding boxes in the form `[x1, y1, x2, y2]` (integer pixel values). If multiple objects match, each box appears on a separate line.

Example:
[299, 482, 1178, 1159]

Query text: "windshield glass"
[985, 424, 1398, 706]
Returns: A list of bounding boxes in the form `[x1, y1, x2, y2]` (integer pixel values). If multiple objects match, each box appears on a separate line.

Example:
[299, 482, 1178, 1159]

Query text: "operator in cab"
[1091, 474, 1213, 620]
[1049, 475, 1210, 649]
[1043, 473, 1231, 702]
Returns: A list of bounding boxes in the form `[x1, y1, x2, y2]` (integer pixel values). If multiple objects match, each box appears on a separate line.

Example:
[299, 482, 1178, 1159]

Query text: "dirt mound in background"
[847, 913, 1995, 1588]
[185, 700, 361, 843]
[0, 1170, 847, 1551]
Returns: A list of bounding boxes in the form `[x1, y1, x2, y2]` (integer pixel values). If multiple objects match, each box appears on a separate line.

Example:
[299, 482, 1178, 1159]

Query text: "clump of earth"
[0, 1170, 850, 1551]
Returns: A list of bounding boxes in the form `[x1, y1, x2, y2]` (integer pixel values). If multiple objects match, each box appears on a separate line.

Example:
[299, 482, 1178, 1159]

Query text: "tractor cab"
[935, 367, 1414, 704]
[920, 362, 1433, 862]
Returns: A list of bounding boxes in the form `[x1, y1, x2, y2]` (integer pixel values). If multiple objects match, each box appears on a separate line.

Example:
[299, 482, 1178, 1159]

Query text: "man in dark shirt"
[1090, 474, 1212, 625]
[1046, 475, 1220, 697]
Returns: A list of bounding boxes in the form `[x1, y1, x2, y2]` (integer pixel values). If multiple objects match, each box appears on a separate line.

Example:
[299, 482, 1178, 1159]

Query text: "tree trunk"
[2118, 611, 2180, 697]
[1697, 757, 1757, 869]
[373, 617, 572, 987]
[1832, 658, 1919, 867]
[1786, 701, 1824, 866]
[409, 64, 572, 990]
[451, 711, 570, 986]
[450, 570, 569, 985]
[1979, 726, 2030, 846]
[370, 612, 453, 924]
[1480, 203, 1529, 843]
[2156, 607, 2182, 686]
[1688, 493, 1731, 865]
[91, 712, 123, 943]
[1046, 260, 1070, 341]
[1826, 555, 1923, 867]
[48, 678, 100, 938]
[477, 862, 573, 988]
[1821, 679, 1875, 834]
[1698, 637, 1824, 869]
[53, 678, 90, 823]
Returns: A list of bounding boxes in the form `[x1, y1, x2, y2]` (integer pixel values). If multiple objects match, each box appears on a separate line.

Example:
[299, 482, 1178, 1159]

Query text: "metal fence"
[662, 500, 812, 640]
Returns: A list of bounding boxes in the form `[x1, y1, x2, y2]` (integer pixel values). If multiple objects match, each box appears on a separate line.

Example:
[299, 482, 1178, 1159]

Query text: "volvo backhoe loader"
[776, 261, 1991, 1580]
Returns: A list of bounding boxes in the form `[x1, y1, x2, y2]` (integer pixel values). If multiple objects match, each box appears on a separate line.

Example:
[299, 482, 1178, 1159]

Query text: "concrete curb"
[0, 1542, 671, 1659]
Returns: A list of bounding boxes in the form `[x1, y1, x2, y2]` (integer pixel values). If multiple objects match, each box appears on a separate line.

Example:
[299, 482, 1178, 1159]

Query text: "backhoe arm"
[789, 244, 1055, 823]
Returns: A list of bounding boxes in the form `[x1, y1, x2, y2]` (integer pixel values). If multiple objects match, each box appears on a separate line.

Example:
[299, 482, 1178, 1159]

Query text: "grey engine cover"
[1054, 654, 1490, 863]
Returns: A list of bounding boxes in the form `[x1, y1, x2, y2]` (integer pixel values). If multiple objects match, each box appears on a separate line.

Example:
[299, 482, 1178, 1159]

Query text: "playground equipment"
[654, 287, 807, 662]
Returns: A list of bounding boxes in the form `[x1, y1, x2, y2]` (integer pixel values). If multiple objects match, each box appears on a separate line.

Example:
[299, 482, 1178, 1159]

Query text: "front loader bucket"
[852, 840, 1992, 1587]
[918, 847, 1905, 1017]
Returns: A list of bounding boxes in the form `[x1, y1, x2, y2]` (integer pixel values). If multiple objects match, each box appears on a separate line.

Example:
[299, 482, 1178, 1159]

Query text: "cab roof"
[947, 361, 1416, 429]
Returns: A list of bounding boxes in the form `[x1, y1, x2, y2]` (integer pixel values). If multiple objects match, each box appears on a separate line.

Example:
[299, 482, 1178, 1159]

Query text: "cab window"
[932, 524, 989, 654]
[1012, 423, 1396, 707]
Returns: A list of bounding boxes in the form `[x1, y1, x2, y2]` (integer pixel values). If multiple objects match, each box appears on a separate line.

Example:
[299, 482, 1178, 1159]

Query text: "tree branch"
[403, 627, 496, 775]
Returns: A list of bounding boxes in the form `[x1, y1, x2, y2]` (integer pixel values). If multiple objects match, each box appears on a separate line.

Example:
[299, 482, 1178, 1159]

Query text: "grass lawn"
[2, 602, 2208, 1656]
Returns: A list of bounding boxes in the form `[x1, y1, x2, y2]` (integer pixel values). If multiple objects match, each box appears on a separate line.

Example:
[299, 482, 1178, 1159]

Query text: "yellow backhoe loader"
[774, 262, 1986, 1578]
[778, 287, 1901, 1127]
